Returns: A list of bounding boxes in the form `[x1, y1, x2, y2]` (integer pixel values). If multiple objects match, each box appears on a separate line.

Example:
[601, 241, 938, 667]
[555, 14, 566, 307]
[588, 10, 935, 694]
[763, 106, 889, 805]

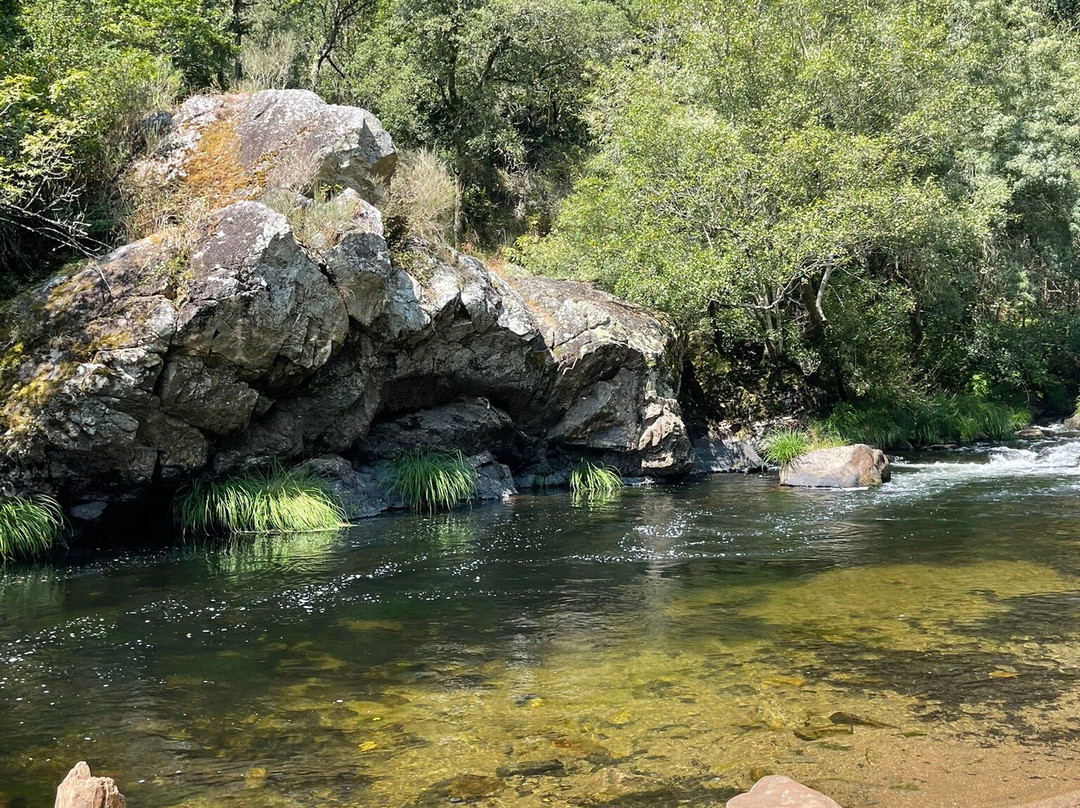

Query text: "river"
[4, 434, 1080, 807]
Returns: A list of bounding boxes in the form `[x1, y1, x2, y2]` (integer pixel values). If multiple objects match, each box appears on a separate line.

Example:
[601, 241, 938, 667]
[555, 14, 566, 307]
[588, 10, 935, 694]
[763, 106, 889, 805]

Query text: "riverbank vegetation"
[6, 0, 1080, 433]
[379, 450, 477, 513]
[568, 460, 623, 497]
[0, 495, 63, 560]
[173, 468, 346, 536]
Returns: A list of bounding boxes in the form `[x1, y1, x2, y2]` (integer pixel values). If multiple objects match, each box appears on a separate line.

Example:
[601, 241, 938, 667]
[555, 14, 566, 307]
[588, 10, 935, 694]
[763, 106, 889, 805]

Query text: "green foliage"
[826, 396, 1030, 448]
[568, 460, 622, 497]
[379, 450, 477, 513]
[173, 467, 347, 536]
[760, 429, 810, 467]
[0, 495, 63, 560]
[520, 0, 1080, 407]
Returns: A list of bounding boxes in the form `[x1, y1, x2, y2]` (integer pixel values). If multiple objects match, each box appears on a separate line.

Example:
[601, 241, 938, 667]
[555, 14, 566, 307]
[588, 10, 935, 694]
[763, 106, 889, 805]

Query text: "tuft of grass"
[760, 428, 810, 466]
[174, 466, 347, 537]
[384, 148, 460, 245]
[826, 395, 1030, 448]
[0, 495, 63, 560]
[379, 449, 477, 513]
[568, 460, 622, 497]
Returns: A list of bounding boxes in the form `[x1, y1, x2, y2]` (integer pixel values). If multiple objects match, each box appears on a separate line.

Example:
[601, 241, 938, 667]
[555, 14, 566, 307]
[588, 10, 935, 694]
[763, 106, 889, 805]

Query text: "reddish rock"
[727, 775, 842, 808]
[54, 762, 125, 808]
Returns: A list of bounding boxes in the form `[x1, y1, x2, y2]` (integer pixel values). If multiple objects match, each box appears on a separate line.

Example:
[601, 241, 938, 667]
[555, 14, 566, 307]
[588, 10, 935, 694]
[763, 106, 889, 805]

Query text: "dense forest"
[5, 0, 1080, 434]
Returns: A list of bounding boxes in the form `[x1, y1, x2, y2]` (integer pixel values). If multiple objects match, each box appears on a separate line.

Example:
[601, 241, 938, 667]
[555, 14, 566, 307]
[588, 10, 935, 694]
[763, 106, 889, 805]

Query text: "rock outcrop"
[779, 444, 891, 488]
[0, 90, 691, 526]
[726, 776, 842, 808]
[54, 762, 126, 808]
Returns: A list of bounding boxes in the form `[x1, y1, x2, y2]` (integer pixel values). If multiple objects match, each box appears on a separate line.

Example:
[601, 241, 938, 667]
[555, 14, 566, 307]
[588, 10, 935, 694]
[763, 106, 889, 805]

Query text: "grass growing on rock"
[569, 460, 622, 497]
[0, 495, 63, 560]
[380, 450, 477, 513]
[174, 467, 347, 537]
[760, 427, 844, 466]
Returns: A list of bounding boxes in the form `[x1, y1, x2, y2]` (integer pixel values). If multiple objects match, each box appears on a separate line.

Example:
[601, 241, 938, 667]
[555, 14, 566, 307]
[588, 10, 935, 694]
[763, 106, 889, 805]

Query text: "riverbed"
[4, 436, 1080, 807]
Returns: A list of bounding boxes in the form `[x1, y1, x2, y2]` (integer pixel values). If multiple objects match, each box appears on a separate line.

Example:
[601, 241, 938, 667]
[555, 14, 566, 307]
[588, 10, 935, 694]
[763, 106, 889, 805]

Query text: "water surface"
[4, 437, 1080, 807]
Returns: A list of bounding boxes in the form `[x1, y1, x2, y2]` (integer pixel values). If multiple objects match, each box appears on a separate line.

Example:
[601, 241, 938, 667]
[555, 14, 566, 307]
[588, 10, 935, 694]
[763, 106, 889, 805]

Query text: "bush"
[174, 467, 347, 536]
[826, 395, 1030, 448]
[384, 149, 460, 245]
[568, 460, 622, 497]
[379, 449, 477, 513]
[0, 495, 63, 560]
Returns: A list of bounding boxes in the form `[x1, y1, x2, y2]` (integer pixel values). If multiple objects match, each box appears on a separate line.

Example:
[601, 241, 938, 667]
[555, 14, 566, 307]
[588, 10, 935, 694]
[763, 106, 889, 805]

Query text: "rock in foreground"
[727, 775, 842, 808]
[779, 444, 890, 488]
[54, 762, 125, 808]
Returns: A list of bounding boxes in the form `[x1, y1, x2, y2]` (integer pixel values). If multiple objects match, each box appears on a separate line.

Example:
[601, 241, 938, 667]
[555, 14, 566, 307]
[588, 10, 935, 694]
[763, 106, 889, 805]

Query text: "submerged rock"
[779, 444, 890, 488]
[54, 762, 126, 808]
[726, 775, 842, 808]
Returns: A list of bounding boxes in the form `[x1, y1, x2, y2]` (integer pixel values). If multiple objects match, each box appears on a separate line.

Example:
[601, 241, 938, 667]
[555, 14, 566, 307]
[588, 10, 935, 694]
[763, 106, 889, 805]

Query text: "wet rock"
[780, 444, 890, 488]
[726, 775, 842, 808]
[1064, 415, 1080, 431]
[828, 711, 892, 728]
[495, 759, 565, 778]
[581, 768, 663, 800]
[692, 434, 763, 473]
[794, 724, 853, 741]
[421, 774, 501, 802]
[54, 762, 126, 808]
[1016, 427, 1046, 439]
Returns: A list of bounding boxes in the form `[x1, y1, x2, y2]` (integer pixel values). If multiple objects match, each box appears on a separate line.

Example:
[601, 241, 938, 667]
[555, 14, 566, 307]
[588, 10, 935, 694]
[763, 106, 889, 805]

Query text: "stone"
[509, 275, 692, 477]
[692, 434, 764, 473]
[54, 762, 126, 808]
[0, 92, 691, 528]
[1064, 415, 1080, 430]
[779, 444, 890, 488]
[726, 775, 842, 808]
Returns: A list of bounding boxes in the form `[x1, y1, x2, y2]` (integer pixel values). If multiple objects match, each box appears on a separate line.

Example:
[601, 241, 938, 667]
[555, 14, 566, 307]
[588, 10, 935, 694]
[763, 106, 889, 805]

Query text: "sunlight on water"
[4, 438, 1080, 807]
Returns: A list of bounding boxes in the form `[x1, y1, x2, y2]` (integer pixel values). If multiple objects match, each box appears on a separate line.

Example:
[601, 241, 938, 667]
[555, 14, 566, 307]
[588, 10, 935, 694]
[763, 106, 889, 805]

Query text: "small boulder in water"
[727, 775, 842, 808]
[1065, 415, 1080, 430]
[54, 762, 126, 808]
[780, 444, 890, 489]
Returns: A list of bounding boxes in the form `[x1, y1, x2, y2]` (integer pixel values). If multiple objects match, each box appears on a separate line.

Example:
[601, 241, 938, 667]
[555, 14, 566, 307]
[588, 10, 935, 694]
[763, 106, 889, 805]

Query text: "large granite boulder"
[133, 89, 396, 207]
[510, 276, 691, 477]
[727, 776, 842, 808]
[780, 444, 890, 488]
[0, 91, 692, 527]
[54, 762, 126, 808]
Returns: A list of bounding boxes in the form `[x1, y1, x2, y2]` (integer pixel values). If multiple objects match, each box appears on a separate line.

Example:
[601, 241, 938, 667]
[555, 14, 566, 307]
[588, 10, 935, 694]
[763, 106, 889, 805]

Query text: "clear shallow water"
[5, 438, 1080, 807]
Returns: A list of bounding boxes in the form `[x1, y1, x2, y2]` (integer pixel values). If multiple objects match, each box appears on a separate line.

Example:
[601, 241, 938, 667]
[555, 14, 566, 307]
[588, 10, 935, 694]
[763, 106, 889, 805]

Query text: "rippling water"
[5, 435, 1080, 807]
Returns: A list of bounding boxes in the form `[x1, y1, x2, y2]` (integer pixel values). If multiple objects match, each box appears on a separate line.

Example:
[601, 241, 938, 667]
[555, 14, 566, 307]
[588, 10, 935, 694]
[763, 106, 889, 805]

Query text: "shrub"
[0, 495, 63, 560]
[825, 395, 1030, 448]
[568, 460, 622, 497]
[379, 449, 477, 513]
[760, 428, 810, 466]
[384, 149, 460, 245]
[174, 466, 347, 536]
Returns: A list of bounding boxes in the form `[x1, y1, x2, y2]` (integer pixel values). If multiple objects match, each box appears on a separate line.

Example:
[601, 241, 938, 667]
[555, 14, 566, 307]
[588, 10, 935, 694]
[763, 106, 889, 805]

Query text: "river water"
[4, 436, 1080, 807]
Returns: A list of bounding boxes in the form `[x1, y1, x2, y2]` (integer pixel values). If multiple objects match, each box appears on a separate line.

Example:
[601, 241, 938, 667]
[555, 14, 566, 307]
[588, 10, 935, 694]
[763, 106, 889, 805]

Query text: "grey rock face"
[0, 92, 691, 525]
[726, 775, 842, 808]
[692, 435, 764, 473]
[779, 444, 891, 488]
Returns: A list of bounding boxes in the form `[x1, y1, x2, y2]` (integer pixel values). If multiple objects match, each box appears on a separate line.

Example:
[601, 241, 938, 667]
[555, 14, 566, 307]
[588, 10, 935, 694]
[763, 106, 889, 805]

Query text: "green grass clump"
[760, 428, 810, 466]
[174, 467, 347, 536]
[380, 450, 477, 513]
[569, 460, 623, 497]
[826, 395, 1030, 448]
[0, 495, 63, 560]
